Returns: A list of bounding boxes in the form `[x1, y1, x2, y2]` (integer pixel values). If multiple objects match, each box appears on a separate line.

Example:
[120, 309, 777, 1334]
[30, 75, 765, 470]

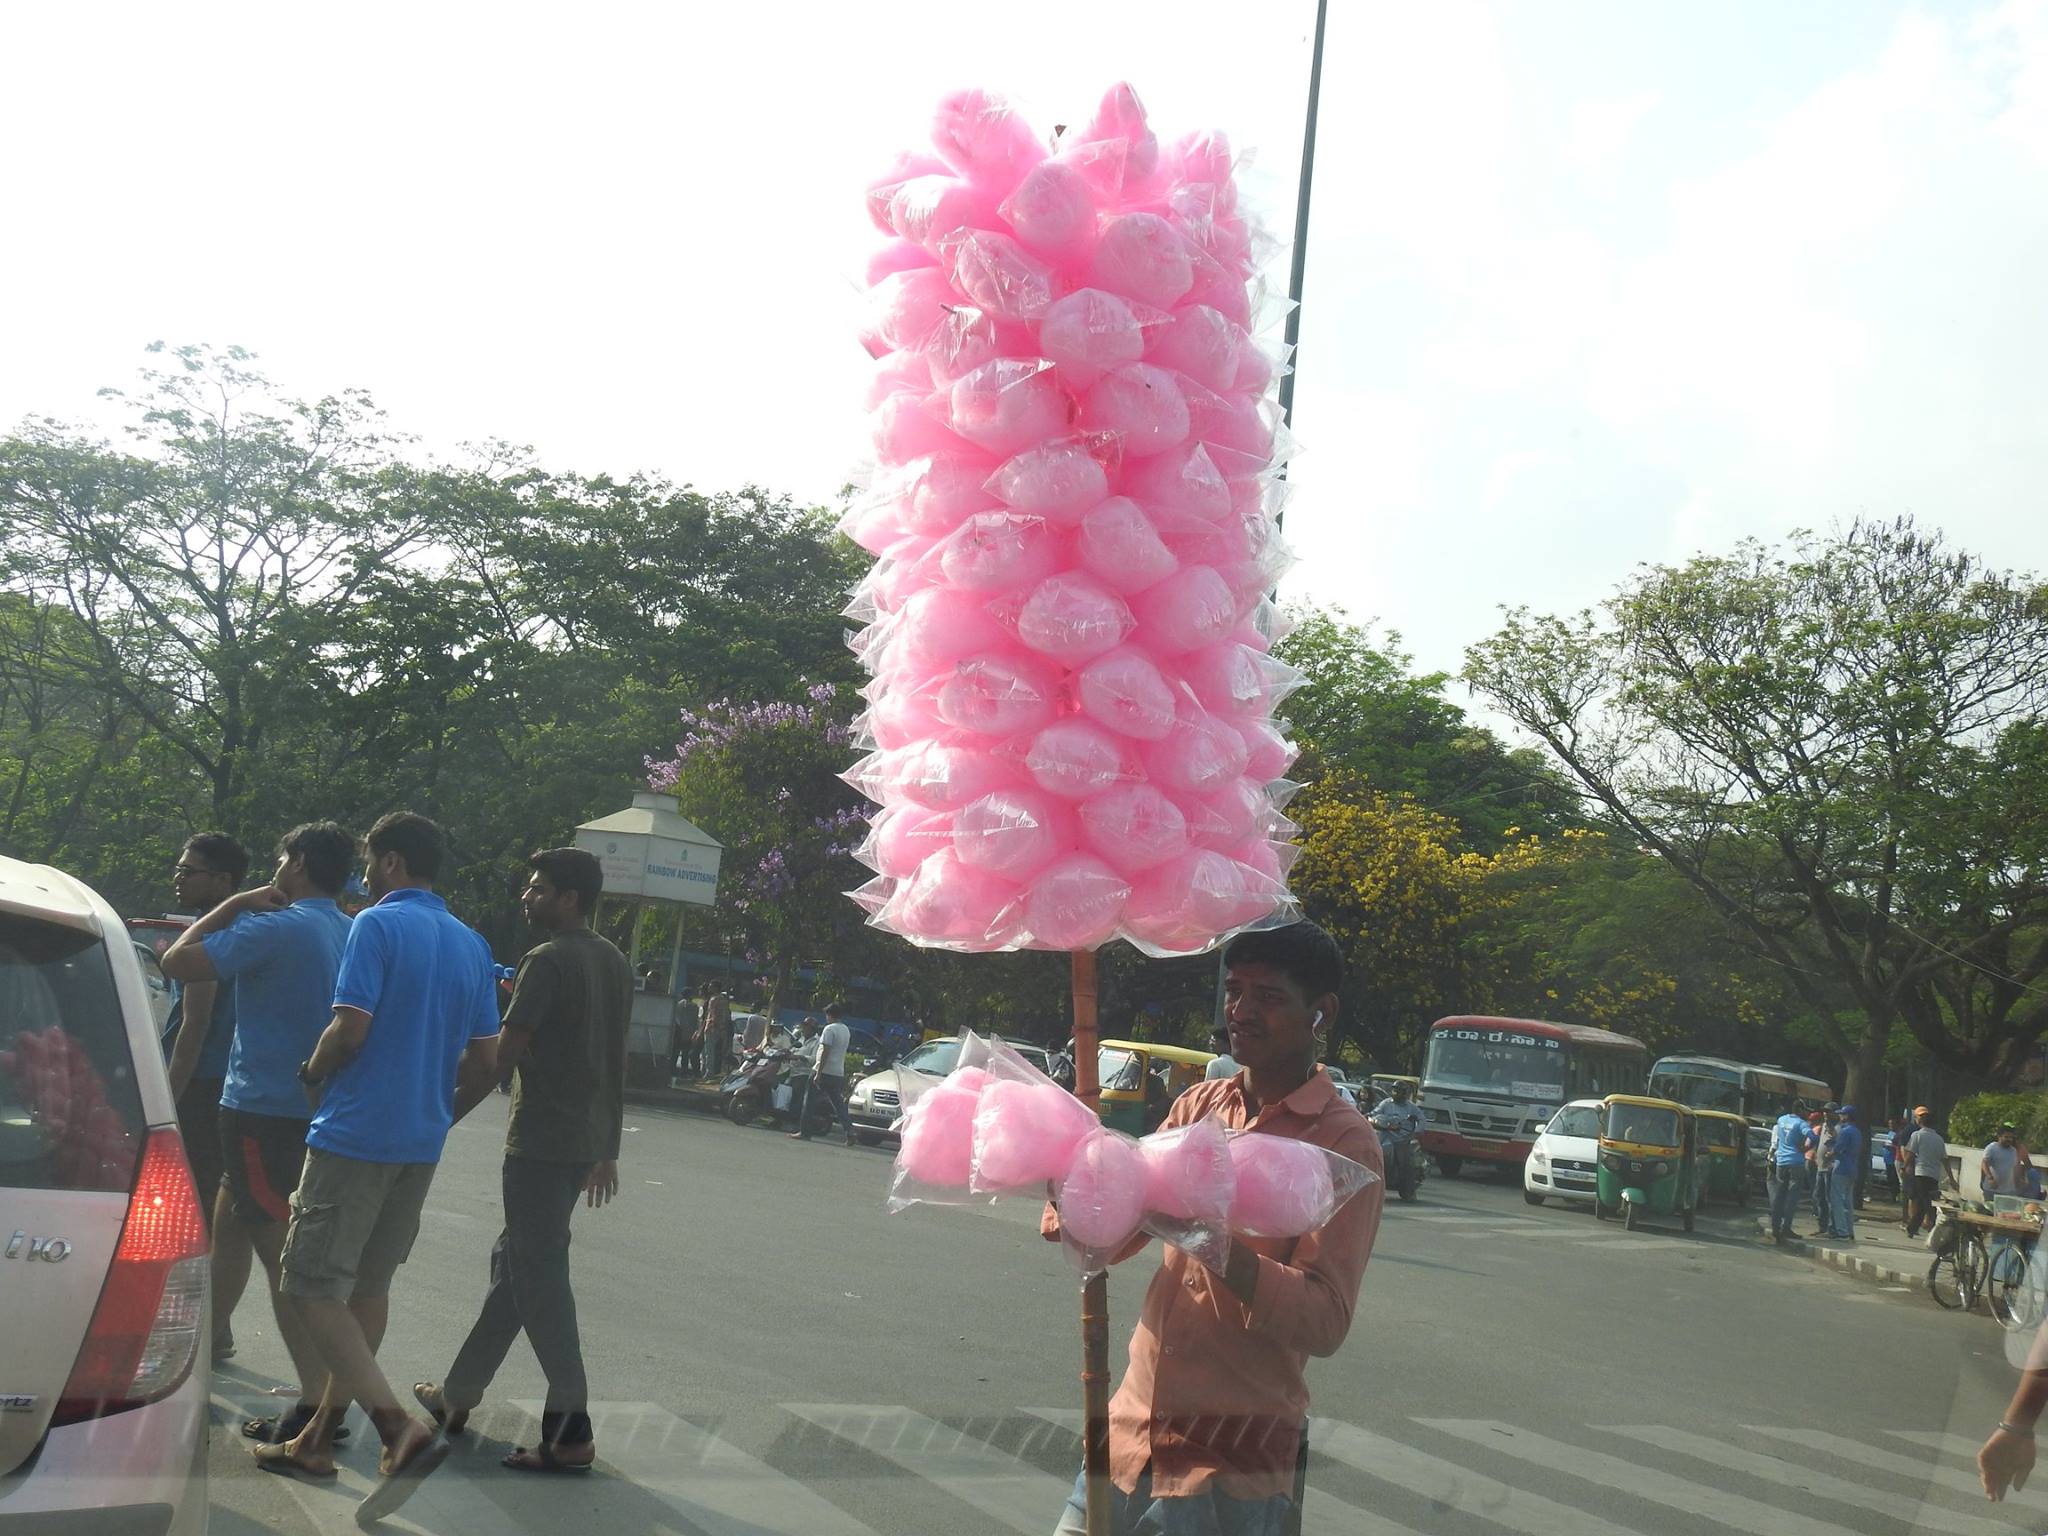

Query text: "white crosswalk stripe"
[212, 1383, 2032, 1536]
[1019, 1407, 1424, 1536]
[1763, 1425, 2048, 1519]
[1608, 1424, 2015, 1536]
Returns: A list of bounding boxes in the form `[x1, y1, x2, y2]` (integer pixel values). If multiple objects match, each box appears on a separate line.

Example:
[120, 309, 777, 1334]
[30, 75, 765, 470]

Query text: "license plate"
[1466, 1140, 1504, 1154]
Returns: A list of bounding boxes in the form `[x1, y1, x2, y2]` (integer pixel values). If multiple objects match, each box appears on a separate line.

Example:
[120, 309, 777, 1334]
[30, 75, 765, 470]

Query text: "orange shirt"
[1042, 1069, 1382, 1500]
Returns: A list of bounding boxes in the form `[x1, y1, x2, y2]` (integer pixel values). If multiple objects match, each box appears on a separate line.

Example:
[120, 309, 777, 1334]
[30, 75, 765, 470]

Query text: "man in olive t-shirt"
[424, 848, 631, 1471]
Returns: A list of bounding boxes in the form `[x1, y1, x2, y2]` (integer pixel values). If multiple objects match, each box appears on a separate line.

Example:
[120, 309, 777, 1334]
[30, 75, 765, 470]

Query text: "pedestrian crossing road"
[209, 1388, 2041, 1536]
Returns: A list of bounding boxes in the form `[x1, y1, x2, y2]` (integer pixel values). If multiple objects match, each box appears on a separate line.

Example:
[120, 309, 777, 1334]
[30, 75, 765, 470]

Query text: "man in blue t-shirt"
[260, 813, 499, 1524]
[1766, 1111, 1813, 1243]
[162, 820, 355, 1447]
[1829, 1106, 1864, 1242]
[160, 830, 248, 1358]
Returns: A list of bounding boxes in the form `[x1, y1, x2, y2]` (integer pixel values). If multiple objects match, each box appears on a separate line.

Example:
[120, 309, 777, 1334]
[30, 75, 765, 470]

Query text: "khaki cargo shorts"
[280, 1147, 438, 1302]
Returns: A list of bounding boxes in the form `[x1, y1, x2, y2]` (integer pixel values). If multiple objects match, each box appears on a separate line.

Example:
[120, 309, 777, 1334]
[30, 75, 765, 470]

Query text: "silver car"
[0, 855, 210, 1533]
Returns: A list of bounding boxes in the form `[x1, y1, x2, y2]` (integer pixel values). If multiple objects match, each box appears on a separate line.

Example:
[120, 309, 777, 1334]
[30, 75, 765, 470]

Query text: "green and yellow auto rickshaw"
[1696, 1109, 1749, 1206]
[1595, 1094, 1700, 1233]
[1098, 1040, 1216, 1134]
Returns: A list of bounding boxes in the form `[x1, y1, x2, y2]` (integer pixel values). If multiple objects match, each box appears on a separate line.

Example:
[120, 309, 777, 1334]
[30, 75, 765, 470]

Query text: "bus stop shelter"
[574, 791, 724, 1068]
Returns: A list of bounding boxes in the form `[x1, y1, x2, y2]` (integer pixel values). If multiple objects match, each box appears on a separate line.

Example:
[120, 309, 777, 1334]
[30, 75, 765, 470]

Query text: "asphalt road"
[203, 1096, 2037, 1536]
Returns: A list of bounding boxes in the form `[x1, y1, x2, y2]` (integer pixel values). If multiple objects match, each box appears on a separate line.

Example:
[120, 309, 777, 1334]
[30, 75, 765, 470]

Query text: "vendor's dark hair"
[1223, 921, 1343, 1001]
[527, 847, 603, 914]
[366, 811, 446, 882]
[279, 822, 355, 894]
[184, 831, 249, 883]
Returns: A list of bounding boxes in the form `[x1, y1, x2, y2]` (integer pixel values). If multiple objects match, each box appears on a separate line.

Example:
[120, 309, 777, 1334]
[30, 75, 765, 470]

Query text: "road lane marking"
[1450, 1226, 1594, 1240]
[1760, 1427, 2048, 1518]
[515, 1400, 884, 1536]
[786, 1403, 1065, 1534]
[1605, 1424, 2013, 1536]
[1020, 1408, 1423, 1536]
[1425, 1420, 1870, 1536]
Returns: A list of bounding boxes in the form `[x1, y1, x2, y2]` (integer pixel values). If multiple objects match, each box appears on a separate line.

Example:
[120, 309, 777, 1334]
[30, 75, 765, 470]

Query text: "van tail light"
[51, 1127, 210, 1426]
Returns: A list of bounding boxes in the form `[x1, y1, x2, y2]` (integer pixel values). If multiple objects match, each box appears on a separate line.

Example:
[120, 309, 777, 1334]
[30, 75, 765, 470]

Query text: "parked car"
[1522, 1098, 1604, 1207]
[1, 854, 210, 1534]
[1870, 1129, 1893, 1175]
[846, 1036, 1050, 1144]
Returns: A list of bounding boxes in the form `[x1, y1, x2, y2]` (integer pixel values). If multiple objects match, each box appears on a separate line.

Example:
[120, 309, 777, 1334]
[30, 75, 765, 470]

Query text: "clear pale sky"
[4, 0, 2042, 691]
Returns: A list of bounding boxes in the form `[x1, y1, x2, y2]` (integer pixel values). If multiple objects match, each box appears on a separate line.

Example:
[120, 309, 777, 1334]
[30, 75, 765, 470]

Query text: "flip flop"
[251, 1440, 338, 1482]
[501, 1443, 596, 1474]
[354, 1432, 451, 1529]
[411, 1382, 469, 1435]
[241, 1406, 350, 1444]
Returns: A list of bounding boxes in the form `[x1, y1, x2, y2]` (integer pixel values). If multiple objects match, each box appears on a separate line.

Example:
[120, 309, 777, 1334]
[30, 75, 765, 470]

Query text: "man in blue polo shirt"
[257, 812, 500, 1526]
[1767, 1110, 1812, 1243]
[1829, 1105, 1864, 1242]
[161, 820, 355, 1445]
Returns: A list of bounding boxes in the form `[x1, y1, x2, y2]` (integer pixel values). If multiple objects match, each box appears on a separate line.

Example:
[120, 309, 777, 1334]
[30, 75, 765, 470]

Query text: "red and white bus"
[1419, 1016, 1649, 1176]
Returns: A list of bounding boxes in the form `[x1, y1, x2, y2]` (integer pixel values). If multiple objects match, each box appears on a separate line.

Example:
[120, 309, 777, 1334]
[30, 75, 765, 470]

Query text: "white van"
[0, 855, 211, 1533]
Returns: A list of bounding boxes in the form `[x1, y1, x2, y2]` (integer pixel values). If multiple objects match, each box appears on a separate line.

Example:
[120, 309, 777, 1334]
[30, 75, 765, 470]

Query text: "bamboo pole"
[1069, 948, 1111, 1536]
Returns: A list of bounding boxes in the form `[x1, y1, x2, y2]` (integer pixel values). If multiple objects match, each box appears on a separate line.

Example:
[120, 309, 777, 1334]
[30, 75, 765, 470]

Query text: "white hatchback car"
[0, 856, 210, 1533]
[1523, 1098, 1605, 1207]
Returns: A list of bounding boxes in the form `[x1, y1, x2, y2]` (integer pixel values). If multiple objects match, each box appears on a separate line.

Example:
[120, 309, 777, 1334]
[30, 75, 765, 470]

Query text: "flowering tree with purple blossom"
[647, 682, 873, 1016]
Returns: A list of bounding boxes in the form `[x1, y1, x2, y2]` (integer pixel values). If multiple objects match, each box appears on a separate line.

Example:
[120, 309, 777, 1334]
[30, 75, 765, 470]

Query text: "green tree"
[1465, 517, 2048, 1106]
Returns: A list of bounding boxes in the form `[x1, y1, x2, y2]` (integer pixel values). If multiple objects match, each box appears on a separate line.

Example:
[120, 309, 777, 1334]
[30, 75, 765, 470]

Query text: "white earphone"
[1311, 1010, 1325, 1028]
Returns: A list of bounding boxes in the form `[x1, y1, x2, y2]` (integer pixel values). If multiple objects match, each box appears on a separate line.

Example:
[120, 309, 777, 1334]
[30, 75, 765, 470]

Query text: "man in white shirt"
[790, 1005, 855, 1145]
[1903, 1106, 1949, 1239]
[1202, 1024, 1238, 1080]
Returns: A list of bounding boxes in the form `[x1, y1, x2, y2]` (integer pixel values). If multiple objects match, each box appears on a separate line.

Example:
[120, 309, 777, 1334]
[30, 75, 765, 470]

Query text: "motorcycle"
[1371, 1107, 1424, 1202]
[720, 1045, 834, 1134]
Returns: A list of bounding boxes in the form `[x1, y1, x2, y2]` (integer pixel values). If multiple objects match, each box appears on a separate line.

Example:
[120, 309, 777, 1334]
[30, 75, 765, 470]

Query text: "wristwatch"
[297, 1059, 324, 1088]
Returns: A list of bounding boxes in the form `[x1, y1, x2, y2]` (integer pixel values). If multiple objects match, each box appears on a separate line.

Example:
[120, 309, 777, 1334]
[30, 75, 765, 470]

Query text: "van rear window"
[0, 914, 146, 1191]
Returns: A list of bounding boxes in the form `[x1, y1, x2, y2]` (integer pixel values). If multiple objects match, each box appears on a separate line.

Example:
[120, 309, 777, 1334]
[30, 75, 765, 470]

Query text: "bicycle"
[1928, 1205, 1990, 1311]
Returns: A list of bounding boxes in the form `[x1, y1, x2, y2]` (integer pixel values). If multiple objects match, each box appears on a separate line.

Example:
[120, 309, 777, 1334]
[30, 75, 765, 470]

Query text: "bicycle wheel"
[1957, 1233, 1992, 1311]
[1930, 1249, 1969, 1309]
[1989, 1243, 2045, 1331]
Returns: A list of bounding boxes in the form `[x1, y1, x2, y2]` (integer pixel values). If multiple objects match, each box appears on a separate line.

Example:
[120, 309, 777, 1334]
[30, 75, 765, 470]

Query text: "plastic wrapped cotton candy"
[897, 1070, 991, 1189]
[846, 83, 1305, 955]
[973, 1077, 1101, 1191]
[1057, 1128, 1149, 1251]
[1138, 1116, 1235, 1225]
[1227, 1131, 1377, 1239]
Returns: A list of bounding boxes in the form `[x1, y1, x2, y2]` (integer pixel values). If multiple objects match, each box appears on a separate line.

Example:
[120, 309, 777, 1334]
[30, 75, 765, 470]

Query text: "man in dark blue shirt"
[1829, 1106, 1864, 1241]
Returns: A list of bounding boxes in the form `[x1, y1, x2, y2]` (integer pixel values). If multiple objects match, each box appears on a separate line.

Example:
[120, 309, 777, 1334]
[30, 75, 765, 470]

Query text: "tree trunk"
[1840, 1027, 1890, 1116]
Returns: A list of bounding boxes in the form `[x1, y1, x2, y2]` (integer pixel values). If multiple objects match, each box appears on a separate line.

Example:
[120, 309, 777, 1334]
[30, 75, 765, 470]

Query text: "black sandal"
[241, 1405, 349, 1444]
[501, 1442, 595, 1474]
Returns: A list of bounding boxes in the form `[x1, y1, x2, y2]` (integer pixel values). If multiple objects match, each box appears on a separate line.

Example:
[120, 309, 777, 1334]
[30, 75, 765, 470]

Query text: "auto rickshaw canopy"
[1600, 1093, 1690, 1154]
[1695, 1109, 1747, 1152]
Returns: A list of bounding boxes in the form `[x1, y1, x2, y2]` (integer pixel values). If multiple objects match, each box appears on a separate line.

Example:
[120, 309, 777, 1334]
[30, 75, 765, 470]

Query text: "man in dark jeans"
[419, 847, 632, 1472]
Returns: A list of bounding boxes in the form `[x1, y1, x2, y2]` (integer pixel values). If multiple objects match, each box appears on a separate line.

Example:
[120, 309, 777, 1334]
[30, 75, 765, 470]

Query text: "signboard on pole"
[574, 792, 723, 907]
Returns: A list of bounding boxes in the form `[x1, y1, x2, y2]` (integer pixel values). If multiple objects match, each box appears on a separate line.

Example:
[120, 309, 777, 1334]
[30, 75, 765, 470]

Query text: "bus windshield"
[1425, 1027, 1567, 1099]
[1650, 1071, 1743, 1115]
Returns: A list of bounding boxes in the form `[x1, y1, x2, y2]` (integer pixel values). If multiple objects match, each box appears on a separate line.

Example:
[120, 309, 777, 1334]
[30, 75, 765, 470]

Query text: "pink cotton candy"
[1140, 1118, 1235, 1223]
[867, 149, 952, 232]
[885, 175, 1001, 251]
[984, 438, 1112, 523]
[1145, 711, 1250, 794]
[1077, 497, 1178, 594]
[864, 688, 945, 751]
[894, 587, 1006, 674]
[1132, 566, 1238, 654]
[1229, 1133, 1337, 1238]
[1147, 305, 1245, 393]
[1081, 364, 1190, 459]
[893, 740, 1015, 811]
[1025, 719, 1130, 798]
[1077, 84, 1162, 186]
[1179, 642, 1268, 716]
[1075, 645, 1178, 741]
[1078, 783, 1189, 875]
[894, 452, 1002, 537]
[866, 805, 952, 879]
[890, 849, 1013, 944]
[1188, 778, 1271, 848]
[1040, 289, 1148, 387]
[1059, 1130, 1148, 1250]
[973, 1078, 1099, 1190]
[866, 350, 936, 411]
[935, 651, 1062, 736]
[1123, 442, 1232, 522]
[866, 239, 938, 286]
[945, 228, 1061, 323]
[1014, 853, 1129, 949]
[1001, 159, 1098, 260]
[898, 1079, 984, 1187]
[1125, 850, 1273, 952]
[953, 787, 1070, 880]
[1235, 718, 1296, 781]
[949, 361, 1073, 456]
[871, 267, 961, 354]
[921, 305, 1004, 388]
[1091, 213, 1194, 307]
[873, 391, 971, 466]
[931, 88, 1046, 192]
[938, 513, 1060, 593]
[1014, 574, 1133, 663]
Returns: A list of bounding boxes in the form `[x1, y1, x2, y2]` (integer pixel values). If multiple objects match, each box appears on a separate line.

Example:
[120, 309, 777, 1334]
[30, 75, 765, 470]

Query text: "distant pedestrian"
[698, 982, 730, 1080]
[1813, 1105, 1842, 1236]
[1202, 1024, 1238, 1080]
[670, 988, 700, 1086]
[160, 822, 354, 1444]
[417, 847, 631, 1474]
[256, 812, 501, 1527]
[1903, 1106, 1948, 1239]
[162, 831, 250, 1359]
[1884, 1116, 1907, 1202]
[790, 1004, 854, 1145]
[1983, 1123, 2028, 1199]
[1830, 1106, 1862, 1241]
[1766, 1111, 1812, 1242]
[1809, 1109, 1835, 1234]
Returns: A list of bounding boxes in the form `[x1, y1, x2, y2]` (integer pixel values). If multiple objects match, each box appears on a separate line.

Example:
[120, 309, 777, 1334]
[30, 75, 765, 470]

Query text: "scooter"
[720, 1046, 834, 1134]
[1371, 1109, 1424, 1202]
